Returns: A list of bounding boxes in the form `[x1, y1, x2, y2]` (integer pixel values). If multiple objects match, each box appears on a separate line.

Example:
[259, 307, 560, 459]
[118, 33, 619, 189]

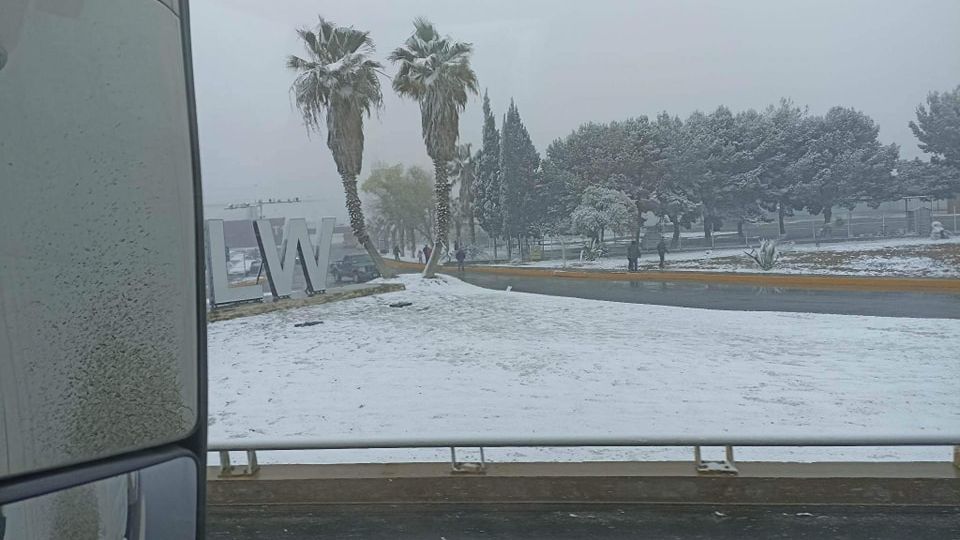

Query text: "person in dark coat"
[422, 244, 432, 263]
[626, 240, 640, 271]
[657, 238, 668, 269]
[393, 245, 401, 261]
[455, 246, 467, 272]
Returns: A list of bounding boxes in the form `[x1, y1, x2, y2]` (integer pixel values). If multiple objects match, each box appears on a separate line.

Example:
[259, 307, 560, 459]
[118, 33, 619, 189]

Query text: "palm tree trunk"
[342, 174, 394, 278]
[423, 159, 451, 278]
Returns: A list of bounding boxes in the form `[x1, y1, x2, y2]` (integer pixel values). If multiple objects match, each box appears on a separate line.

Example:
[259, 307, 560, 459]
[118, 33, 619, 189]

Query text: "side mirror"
[1, 457, 197, 540]
[0, 0, 205, 536]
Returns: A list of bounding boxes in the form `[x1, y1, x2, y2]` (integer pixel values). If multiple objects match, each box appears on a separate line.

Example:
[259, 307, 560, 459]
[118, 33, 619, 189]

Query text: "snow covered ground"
[498, 237, 960, 277]
[208, 274, 960, 465]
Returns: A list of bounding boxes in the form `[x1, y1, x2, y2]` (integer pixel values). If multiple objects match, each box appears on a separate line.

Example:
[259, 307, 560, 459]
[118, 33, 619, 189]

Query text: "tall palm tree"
[389, 18, 478, 277]
[448, 143, 477, 244]
[287, 17, 394, 278]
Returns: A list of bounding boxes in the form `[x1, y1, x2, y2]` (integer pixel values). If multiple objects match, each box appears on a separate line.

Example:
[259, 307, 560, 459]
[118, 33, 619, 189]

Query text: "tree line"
[286, 13, 959, 273]
[469, 90, 960, 253]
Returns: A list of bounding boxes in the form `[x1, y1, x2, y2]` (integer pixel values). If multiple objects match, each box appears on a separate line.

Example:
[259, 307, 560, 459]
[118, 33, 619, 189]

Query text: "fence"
[467, 212, 959, 262]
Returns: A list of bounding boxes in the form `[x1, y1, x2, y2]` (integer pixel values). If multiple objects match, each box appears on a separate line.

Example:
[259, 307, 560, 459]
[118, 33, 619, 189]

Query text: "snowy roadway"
[208, 274, 960, 464]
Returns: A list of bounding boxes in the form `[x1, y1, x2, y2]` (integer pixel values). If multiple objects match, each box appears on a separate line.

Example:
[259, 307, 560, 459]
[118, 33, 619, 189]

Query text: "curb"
[385, 261, 960, 294]
[207, 283, 405, 322]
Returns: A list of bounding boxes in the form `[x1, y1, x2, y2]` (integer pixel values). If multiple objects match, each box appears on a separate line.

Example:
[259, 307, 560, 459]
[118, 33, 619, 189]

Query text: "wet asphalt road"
[207, 503, 960, 539]
[454, 271, 960, 319]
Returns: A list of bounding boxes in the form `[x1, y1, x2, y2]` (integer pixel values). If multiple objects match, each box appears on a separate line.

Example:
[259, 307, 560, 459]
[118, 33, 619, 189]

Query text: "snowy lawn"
[501, 237, 960, 278]
[208, 274, 960, 465]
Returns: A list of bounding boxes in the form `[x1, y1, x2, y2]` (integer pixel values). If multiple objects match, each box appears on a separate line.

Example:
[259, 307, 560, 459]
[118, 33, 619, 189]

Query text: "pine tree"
[909, 85, 960, 169]
[793, 107, 899, 224]
[474, 90, 503, 255]
[499, 99, 541, 259]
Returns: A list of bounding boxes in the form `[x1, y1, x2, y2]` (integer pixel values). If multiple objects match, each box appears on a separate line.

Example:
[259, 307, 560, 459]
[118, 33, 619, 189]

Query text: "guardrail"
[208, 436, 960, 478]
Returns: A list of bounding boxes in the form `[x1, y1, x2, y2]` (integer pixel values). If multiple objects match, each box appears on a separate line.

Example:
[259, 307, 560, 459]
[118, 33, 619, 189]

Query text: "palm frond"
[389, 18, 479, 161]
[287, 17, 384, 176]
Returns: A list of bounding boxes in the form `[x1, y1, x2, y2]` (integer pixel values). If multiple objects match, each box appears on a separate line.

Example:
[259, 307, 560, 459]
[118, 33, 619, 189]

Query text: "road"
[455, 271, 960, 319]
[244, 256, 959, 319]
[207, 503, 960, 539]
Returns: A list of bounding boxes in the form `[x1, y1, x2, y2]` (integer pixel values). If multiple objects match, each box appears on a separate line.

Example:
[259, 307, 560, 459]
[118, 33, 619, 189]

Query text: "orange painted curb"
[385, 260, 960, 294]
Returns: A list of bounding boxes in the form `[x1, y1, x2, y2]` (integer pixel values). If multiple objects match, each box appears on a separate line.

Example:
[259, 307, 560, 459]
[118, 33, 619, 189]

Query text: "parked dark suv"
[330, 254, 379, 283]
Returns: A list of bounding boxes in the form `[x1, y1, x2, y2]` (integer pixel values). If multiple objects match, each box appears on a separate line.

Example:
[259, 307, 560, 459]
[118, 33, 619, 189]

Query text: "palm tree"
[389, 18, 478, 277]
[287, 17, 394, 278]
[448, 142, 477, 244]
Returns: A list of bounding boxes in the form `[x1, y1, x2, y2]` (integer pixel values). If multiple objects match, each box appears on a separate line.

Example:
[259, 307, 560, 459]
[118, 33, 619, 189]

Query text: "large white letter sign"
[253, 218, 333, 298]
[205, 220, 262, 305]
[309, 217, 336, 291]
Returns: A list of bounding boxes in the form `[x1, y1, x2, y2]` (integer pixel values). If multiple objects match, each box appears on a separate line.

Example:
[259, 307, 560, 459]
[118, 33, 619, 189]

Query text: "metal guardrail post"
[218, 450, 260, 477]
[450, 447, 486, 474]
[694, 445, 738, 475]
[218, 451, 232, 478]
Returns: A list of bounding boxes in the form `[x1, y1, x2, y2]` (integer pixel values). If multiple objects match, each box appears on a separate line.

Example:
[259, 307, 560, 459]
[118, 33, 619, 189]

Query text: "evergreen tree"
[571, 186, 638, 243]
[474, 90, 503, 254]
[499, 99, 540, 258]
[895, 158, 960, 200]
[756, 99, 812, 235]
[649, 113, 699, 247]
[533, 160, 582, 236]
[901, 86, 960, 201]
[909, 85, 960, 169]
[545, 117, 658, 239]
[722, 109, 768, 240]
[794, 107, 899, 224]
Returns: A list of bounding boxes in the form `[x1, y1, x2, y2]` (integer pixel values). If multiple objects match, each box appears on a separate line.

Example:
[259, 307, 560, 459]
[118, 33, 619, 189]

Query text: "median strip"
[386, 260, 960, 294]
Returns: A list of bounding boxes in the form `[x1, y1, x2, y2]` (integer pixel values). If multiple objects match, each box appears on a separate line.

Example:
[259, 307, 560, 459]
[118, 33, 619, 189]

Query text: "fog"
[190, 0, 960, 220]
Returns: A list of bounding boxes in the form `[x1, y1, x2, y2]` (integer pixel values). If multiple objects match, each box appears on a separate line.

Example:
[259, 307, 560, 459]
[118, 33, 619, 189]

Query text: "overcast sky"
[190, 0, 960, 220]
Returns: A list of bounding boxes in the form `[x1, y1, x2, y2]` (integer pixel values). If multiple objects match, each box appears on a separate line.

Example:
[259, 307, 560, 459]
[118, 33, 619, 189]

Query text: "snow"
[208, 274, 960, 465]
[499, 237, 960, 277]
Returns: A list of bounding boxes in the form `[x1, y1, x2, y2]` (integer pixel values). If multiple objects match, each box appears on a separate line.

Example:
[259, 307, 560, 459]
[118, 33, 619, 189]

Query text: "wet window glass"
[0, 0, 199, 479]
[196, 0, 960, 466]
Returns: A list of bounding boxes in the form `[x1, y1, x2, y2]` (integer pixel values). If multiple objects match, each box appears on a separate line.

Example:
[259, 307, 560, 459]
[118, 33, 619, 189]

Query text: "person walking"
[417, 248, 423, 264]
[626, 240, 640, 271]
[455, 246, 467, 272]
[393, 245, 401, 262]
[422, 244, 432, 264]
[657, 238, 668, 269]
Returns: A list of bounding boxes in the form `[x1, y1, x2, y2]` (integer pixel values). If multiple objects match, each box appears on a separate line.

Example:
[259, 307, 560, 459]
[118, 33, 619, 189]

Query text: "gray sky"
[190, 0, 960, 220]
